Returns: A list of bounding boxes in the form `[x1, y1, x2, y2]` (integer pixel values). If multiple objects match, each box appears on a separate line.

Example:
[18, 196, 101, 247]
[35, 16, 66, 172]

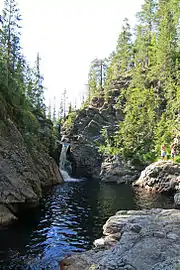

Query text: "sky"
[0, 0, 144, 108]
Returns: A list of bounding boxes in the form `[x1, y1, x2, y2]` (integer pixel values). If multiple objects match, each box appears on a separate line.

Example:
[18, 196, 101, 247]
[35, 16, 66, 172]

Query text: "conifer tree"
[1, 0, 22, 86]
[52, 96, 56, 122]
[47, 100, 52, 120]
[156, 0, 179, 81]
[135, 0, 157, 71]
[62, 88, 68, 119]
[104, 19, 132, 101]
[88, 58, 108, 100]
[58, 98, 63, 121]
[114, 18, 132, 74]
[34, 53, 45, 113]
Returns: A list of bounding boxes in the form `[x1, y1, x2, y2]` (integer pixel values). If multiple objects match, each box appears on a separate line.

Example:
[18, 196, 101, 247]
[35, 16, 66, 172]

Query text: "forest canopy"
[86, 0, 180, 164]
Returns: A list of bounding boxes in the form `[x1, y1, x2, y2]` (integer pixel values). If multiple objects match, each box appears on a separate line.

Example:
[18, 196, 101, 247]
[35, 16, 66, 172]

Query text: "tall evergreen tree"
[102, 0, 180, 163]
[1, 0, 22, 86]
[114, 18, 133, 74]
[88, 58, 108, 100]
[104, 19, 132, 101]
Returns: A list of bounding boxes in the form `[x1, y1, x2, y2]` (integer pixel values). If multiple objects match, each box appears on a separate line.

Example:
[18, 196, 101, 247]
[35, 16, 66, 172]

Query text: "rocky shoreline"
[0, 119, 63, 226]
[62, 208, 180, 270]
[60, 160, 180, 270]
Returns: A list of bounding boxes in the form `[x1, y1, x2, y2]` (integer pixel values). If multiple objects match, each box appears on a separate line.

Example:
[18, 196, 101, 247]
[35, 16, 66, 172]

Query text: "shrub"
[174, 156, 180, 163]
[63, 111, 77, 131]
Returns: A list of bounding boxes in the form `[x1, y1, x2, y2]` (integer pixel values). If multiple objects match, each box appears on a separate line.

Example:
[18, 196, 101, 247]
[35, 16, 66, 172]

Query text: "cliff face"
[62, 77, 131, 180]
[0, 118, 63, 226]
[62, 104, 117, 179]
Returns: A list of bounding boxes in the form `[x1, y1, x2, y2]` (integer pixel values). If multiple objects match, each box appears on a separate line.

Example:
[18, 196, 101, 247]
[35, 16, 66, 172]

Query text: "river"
[0, 179, 174, 269]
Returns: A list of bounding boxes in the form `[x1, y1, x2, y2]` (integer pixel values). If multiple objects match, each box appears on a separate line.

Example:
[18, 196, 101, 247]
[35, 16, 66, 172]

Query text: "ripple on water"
[0, 180, 174, 269]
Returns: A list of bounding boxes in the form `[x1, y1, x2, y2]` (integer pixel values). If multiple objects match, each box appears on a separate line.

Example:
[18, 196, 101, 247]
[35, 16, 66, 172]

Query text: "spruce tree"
[88, 58, 108, 101]
[115, 18, 132, 74]
[1, 0, 22, 87]
[104, 19, 132, 102]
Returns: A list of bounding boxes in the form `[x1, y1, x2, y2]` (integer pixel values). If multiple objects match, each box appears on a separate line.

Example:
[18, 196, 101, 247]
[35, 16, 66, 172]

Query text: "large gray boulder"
[174, 192, 180, 208]
[100, 156, 140, 184]
[62, 209, 180, 270]
[0, 119, 63, 226]
[134, 160, 180, 193]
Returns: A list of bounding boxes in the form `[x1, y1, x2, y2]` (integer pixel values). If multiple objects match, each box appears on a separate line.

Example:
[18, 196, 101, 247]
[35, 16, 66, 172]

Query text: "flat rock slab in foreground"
[63, 209, 180, 270]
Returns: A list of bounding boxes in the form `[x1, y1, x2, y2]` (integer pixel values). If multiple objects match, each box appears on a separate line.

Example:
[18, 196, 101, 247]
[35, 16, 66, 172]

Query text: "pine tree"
[156, 0, 179, 80]
[62, 88, 68, 119]
[135, 0, 157, 71]
[52, 96, 56, 122]
[88, 58, 108, 100]
[47, 99, 52, 120]
[58, 98, 63, 121]
[117, 87, 157, 162]
[104, 19, 132, 101]
[34, 53, 45, 113]
[115, 18, 133, 74]
[1, 0, 22, 87]
[68, 102, 72, 114]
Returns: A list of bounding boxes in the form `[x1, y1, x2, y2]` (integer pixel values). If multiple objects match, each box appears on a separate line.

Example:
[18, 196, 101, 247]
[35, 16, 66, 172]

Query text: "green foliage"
[0, 0, 55, 156]
[174, 156, 180, 163]
[98, 128, 120, 156]
[94, 0, 180, 165]
[104, 19, 133, 101]
[87, 58, 108, 103]
[116, 87, 156, 163]
[63, 111, 78, 131]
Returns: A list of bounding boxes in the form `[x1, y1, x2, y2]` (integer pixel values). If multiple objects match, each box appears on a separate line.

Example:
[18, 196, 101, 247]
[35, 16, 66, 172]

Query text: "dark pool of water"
[0, 180, 174, 269]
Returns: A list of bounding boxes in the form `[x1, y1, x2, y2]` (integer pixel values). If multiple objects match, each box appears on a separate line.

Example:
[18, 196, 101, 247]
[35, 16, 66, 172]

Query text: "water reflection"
[0, 180, 174, 269]
[134, 187, 174, 209]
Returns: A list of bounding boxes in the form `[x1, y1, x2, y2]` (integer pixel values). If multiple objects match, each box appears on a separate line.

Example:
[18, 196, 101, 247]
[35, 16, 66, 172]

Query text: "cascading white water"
[59, 143, 71, 181]
[59, 143, 69, 170]
[59, 143, 82, 182]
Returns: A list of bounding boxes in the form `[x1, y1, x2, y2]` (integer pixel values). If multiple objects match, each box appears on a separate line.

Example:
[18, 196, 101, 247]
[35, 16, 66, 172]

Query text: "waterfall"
[59, 143, 69, 170]
[59, 143, 71, 181]
[59, 143, 84, 182]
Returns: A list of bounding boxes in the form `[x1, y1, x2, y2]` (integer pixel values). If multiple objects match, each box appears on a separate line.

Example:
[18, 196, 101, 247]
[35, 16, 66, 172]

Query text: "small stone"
[166, 232, 178, 240]
[94, 238, 105, 247]
[153, 231, 165, 238]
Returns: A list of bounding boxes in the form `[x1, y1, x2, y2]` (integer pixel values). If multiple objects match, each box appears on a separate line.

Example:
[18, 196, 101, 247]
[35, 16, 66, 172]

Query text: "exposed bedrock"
[134, 160, 180, 193]
[63, 208, 180, 270]
[0, 119, 63, 226]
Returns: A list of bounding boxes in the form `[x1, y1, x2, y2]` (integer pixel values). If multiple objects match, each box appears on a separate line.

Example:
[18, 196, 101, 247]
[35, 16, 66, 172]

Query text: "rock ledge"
[63, 208, 180, 270]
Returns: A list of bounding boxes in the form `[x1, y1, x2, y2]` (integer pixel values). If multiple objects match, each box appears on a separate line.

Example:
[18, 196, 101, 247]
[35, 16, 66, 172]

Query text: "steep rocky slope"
[63, 104, 118, 179]
[0, 117, 63, 226]
[62, 77, 132, 179]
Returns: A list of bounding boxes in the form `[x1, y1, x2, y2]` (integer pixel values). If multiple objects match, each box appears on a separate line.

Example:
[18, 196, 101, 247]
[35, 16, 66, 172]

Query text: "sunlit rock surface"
[0, 119, 63, 226]
[63, 208, 180, 270]
[134, 160, 180, 193]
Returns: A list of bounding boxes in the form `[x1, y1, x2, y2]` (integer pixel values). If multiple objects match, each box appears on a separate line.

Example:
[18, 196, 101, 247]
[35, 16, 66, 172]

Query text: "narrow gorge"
[0, 0, 180, 269]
